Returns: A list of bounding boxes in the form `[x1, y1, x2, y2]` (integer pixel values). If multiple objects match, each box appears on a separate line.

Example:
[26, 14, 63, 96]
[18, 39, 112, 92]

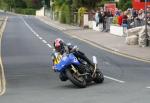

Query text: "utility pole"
[145, 0, 149, 46]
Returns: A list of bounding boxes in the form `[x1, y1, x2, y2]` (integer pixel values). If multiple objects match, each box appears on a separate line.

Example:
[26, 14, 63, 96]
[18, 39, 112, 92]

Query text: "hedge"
[15, 8, 36, 15]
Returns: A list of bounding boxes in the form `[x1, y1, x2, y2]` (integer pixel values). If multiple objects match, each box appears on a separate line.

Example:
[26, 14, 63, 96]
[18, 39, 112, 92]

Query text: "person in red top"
[117, 13, 123, 26]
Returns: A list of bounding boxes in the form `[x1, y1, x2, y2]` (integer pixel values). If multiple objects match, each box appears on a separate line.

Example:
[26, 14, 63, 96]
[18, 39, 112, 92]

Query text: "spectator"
[137, 9, 145, 26]
[101, 11, 106, 31]
[99, 10, 103, 24]
[115, 10, 120, 16]
[118, 12, 123, 26]
[95, 10, 100, 27]
[127, 8, 132, 19]
[101, 9, 112, 32]
[126, 9, 133, 28]
[133, 9, 139, 27]
[122, 11, 128, 28]
[132, 9, 138, 19]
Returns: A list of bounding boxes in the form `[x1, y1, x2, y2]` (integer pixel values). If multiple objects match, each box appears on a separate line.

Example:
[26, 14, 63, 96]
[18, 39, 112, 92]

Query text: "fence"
[107, 16, 150, 30]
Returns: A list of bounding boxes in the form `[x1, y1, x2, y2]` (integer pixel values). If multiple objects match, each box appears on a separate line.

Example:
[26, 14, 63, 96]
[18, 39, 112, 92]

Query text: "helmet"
[53, 38, 65, 53]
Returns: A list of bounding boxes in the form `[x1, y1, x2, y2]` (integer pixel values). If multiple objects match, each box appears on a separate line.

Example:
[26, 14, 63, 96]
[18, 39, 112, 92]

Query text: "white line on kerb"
[104, 75, 125, 83]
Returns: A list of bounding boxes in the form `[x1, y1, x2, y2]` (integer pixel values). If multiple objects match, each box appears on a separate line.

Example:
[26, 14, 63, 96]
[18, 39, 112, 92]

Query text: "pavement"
[36, 16, 150, 63]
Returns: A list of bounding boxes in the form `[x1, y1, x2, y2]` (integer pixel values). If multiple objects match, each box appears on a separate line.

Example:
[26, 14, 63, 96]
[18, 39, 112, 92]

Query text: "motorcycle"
[52, 47, 104, 88]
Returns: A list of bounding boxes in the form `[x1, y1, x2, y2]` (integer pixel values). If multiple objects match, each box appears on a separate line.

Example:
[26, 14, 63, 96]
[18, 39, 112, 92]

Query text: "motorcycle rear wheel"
[66, 69, 87, 88]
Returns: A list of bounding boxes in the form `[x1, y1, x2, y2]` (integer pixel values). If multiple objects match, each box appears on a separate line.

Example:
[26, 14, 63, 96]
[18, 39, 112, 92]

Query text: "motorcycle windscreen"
[55, 54, 80, 72]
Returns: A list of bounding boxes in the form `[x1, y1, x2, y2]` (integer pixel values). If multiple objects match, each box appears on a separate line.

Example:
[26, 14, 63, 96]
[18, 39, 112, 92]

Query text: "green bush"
[24, 8, 36, 15]
[59, 10, 65, 23]
[64, 4, 71, 24]
[77, 7, 87, 26]
[0, 1, 9, 11]
[59, 3, 71, 24]
[14, 8, 23, 14]
[15, 8, 36, 15]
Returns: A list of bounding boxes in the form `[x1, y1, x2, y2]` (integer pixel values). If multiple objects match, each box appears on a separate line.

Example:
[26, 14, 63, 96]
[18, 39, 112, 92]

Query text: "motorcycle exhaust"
[92, 56, 97, 64]
[92, 56, 97, 77]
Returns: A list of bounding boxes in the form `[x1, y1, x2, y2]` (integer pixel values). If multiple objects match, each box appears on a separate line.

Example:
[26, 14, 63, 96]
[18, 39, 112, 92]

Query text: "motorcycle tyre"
[93, 69, 104, 83]
[66, 69, 87, 88]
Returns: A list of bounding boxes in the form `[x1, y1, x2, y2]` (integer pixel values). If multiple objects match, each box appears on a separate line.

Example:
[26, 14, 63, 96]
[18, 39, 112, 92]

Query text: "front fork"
[71, 65, 89, 77]
[71, 65, 78, 74]
[92, 63, 97, 77]
[92, 56, 98, 78]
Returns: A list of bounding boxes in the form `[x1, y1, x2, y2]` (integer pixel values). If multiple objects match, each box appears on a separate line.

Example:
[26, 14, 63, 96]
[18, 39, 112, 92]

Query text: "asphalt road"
[0, 11, 16, 17]
[1, 14, 150, 103]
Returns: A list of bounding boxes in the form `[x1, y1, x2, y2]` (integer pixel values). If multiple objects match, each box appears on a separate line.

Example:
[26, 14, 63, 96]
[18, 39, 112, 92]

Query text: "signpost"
[145, 0, 149, 46]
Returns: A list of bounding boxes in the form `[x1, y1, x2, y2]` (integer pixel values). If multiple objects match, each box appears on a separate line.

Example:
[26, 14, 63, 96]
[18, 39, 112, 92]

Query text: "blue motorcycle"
[52, 50, 104, 88]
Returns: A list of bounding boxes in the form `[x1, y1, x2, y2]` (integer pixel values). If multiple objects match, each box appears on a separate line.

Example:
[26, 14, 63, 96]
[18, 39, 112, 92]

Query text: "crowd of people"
[93, 7, 150, 32]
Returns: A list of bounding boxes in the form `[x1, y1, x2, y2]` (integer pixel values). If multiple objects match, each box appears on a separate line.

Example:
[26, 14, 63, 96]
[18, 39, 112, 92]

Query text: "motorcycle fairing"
[54, 53, 80, 72]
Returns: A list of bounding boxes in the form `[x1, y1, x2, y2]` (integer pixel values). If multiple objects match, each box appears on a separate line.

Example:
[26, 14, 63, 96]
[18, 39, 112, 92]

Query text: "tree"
[3, 0, 15, 11]
[59, 3, 71, 24]
[118, 0, 131, 11]
[32, 0, 42, 9]
[15, 0, 26, 8]
[23, 0, 42, 9]
[44, 0, 50, 8]
[53, 0, 66, 11]
[97, 0, 112, 7]
[82, 0, 100, 9]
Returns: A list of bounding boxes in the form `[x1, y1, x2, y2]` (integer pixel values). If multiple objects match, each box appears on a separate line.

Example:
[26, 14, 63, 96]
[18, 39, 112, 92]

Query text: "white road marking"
[104, 75, 125, 83]
[36, 34, 39, 37]
[42, 40, 47, 44]
[39, 37, 43, 40]
[22, 17, 52, 48]
[33, 32, 38, 35]
[146, 87, 150, 89]
[47, 44, 52, 48]
[22, 18, 36, 34]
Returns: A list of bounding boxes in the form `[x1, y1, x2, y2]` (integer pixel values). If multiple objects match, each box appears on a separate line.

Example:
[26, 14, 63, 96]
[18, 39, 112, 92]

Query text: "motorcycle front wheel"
[93, 69, 104, 83]
[66, 69, 87, 88]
